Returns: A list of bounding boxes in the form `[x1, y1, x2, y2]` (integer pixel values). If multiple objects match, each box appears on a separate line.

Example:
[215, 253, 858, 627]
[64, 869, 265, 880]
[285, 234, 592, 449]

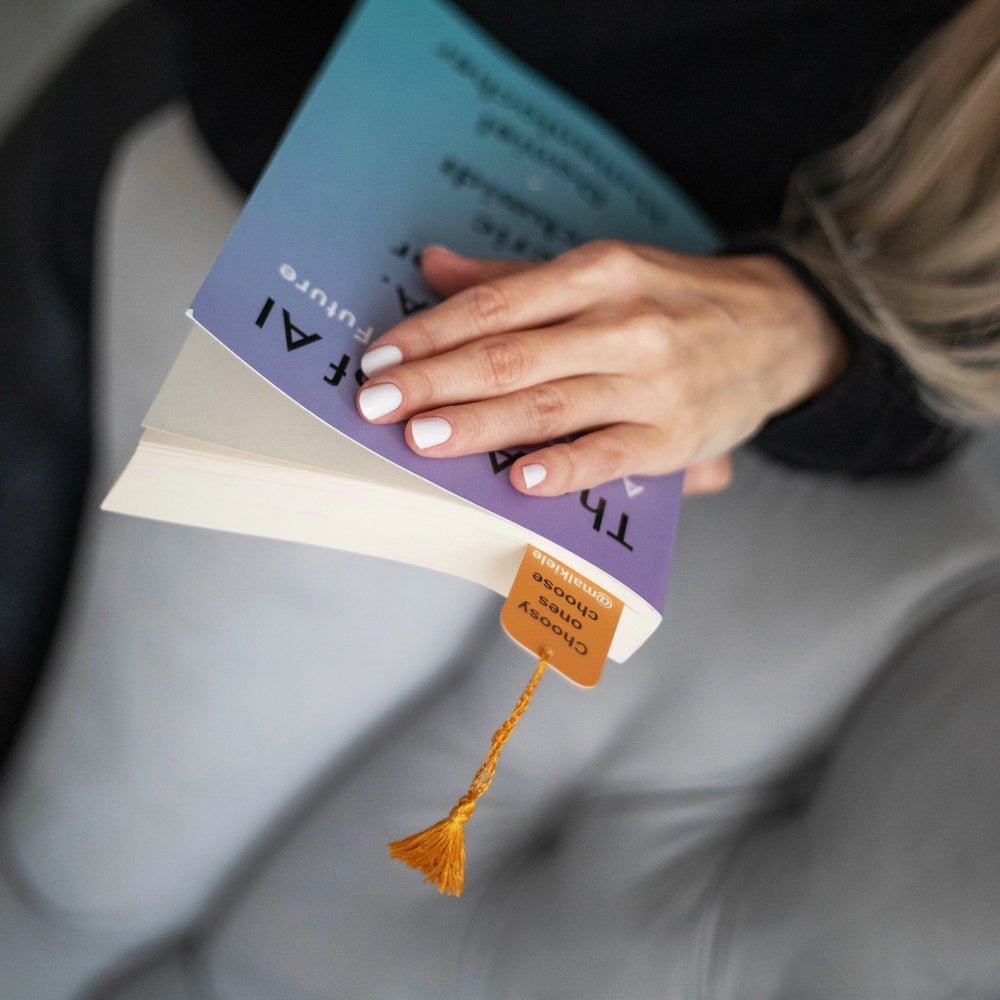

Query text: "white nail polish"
[522, 463, 547, 489]
[410, 416, 452, 449]
[361, 344, 403, 377]
[358, 383, 402, 420]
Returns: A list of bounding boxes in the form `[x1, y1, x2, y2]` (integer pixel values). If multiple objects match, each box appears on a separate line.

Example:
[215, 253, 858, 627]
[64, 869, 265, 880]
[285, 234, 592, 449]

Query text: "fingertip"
[512, 440, 601, 497]
[520, 462, 547, 490]
[682, 454, 733, 495]
[357, 382, 402, 422]
[423, 247, 532, 297]
[421, 246, 479, 296]
[422, 244, 461, 261]
[512, 456, 570, 496]
[360, 343, 403, 377]
[409, 415, 452, 450]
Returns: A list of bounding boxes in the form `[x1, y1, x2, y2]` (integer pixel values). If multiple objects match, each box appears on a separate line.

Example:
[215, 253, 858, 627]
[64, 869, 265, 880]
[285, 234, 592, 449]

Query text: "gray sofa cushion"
[3, 77, 1000, 1000]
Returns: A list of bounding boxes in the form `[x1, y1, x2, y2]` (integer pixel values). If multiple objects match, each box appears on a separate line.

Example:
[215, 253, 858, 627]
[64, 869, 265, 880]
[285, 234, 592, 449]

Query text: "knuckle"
[581, 238, 634, 266]
[613, 306, 687, 374]
[556, 445, 582, 487]
[623, 302, 677, 350]
[403, 365, 438, 409]
[403, 312, 443, 357]
[575, 239, 643, 282]
[589, 433, 631, 478]
[480, 337, 529, 390]
[461, 282, 513, 333]
[536, 439, 581, 492]
[521, 384, 569, 437]
[559, 431, 633, 490]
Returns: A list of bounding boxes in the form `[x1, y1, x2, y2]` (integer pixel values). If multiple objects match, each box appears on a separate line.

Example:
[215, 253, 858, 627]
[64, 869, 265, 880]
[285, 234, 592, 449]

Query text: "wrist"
[735, 252, 851, 418]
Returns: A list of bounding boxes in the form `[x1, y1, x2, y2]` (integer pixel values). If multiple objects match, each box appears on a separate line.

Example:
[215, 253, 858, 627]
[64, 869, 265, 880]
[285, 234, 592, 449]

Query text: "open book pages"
[104, 327, 660, 661]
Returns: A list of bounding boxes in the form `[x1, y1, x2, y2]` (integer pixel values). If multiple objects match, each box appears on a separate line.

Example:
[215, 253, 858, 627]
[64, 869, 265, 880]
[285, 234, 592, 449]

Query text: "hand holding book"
[357, 241, 849, 497]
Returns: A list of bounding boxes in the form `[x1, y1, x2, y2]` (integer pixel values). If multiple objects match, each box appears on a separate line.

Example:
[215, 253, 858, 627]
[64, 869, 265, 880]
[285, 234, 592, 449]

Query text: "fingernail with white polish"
[361, 344, 403, 377]
[410, 416, 452, 449]
[358, 383, 402, 421]
[521, 463, 547, 489]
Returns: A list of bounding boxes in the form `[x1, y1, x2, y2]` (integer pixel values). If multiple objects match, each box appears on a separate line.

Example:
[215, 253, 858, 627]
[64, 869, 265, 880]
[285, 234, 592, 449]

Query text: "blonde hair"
[782, 0, 1000, 422]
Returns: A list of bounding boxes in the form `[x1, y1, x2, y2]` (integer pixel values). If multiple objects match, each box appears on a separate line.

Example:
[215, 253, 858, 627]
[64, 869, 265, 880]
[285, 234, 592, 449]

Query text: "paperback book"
[103, 0, 717, 667]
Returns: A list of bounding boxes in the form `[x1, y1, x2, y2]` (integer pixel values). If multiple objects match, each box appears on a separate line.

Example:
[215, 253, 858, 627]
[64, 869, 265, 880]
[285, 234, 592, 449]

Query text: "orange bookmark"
[389, 547, 623, 895]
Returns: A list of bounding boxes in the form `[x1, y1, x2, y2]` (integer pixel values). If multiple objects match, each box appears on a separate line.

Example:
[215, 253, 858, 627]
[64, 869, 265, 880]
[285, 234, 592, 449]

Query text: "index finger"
[360, 243, 614, 376]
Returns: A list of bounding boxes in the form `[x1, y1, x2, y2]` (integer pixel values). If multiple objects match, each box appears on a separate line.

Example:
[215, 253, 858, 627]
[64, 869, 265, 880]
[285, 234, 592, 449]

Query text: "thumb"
[682, 453, 734, 495]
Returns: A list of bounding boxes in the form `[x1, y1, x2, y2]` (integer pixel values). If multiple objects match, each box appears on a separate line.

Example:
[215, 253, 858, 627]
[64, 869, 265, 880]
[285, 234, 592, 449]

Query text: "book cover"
[164, 0, 717, 635]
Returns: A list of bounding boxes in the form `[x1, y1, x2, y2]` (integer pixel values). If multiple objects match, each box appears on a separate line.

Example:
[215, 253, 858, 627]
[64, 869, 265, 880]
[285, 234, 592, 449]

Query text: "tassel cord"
[388, 651, 552, 896]
[464, 652, 550, 803]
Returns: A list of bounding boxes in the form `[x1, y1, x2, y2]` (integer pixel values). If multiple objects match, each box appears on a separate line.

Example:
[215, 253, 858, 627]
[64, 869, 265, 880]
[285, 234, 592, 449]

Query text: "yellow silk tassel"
[388, 651, 551, 896]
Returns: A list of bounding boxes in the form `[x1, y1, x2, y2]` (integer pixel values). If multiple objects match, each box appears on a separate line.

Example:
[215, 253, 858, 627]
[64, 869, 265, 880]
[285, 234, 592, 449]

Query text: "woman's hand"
[356, 241, 848, 496]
